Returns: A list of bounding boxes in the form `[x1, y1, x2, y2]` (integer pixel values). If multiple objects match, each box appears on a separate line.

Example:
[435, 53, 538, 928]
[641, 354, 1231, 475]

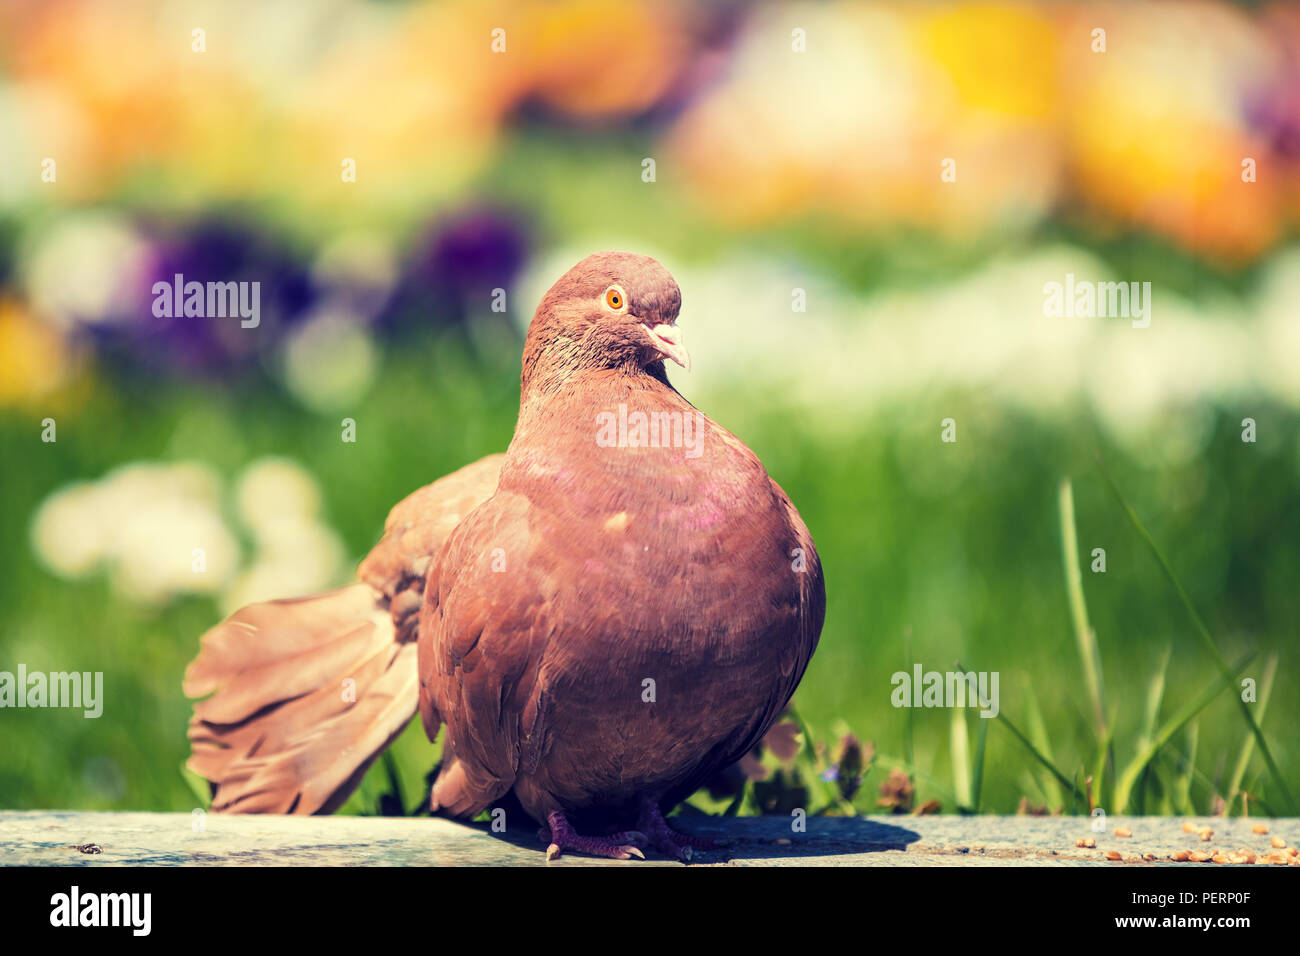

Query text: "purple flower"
[386, 207, 530, 331]
[96, 216, 316, 377]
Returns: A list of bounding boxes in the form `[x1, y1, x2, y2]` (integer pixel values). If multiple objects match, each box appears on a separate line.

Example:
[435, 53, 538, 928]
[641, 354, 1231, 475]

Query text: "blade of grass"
[954, 658, 1087, 807]
[1060, 478, 1116, 811]
[721, 785, 746, 817]
[180, 761, 211, 810]
[1097, 457, 1295, 814]
[1017, 770, 1043, 805]
[1139, 759, 1168, 815]
[1174, 721, 1199, 815]
[996, 711, 1086, 805]
[1058, 479, 1108, 738]
[903, 629, 915, 773]
[1113, 651, 1255, 812]
[1090, 718, 1116, 815]
[971, 712, 989, 813]
[380, 749, 405, 816]
[1134, 647, 1171, 814]
[1223, 653, 1277, 816]
[950, 707, 972, 812]
[1023, 687, 1064, 810]
[1138, 647, 1171, 751]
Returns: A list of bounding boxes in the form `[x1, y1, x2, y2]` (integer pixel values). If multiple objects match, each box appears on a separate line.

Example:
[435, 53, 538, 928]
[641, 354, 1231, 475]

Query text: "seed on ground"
[1115, 826, 1132, 838]
[1075, 837, 1096, 848]
[1271, 837, 1287, 849]
[1172, 851, 1190, 861]
[1189, 851, 1211, 862]
[1106, 850, 1122, 860]
[1198, 827, 1213, 841]
[1182, 822, 1198, 833]
[1251, 824, 1270, 835]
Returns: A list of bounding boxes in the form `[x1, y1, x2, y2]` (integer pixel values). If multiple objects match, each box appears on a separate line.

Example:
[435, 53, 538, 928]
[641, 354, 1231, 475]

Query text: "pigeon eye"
[603, 287, 626, 311]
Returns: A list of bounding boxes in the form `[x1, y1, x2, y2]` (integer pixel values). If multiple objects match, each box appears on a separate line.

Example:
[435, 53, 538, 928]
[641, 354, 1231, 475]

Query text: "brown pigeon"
[185, 251, 825, 860]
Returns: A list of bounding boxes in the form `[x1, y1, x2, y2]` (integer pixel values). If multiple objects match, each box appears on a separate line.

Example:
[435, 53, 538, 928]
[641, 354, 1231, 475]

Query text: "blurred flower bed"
[1, 0, 1297, 814]
[2, 0, 1299, 409]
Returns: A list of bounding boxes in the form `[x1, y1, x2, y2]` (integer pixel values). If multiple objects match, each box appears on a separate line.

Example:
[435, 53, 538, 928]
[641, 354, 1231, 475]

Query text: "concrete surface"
[2, 811, 1297, 866]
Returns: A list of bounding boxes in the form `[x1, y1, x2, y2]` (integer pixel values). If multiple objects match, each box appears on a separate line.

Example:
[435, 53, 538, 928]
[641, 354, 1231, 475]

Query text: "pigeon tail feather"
[184, 584, 418, 815]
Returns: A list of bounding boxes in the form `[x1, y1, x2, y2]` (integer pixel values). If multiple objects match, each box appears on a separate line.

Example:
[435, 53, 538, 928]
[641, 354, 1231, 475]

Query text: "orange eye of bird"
[604, 288, 624, 310]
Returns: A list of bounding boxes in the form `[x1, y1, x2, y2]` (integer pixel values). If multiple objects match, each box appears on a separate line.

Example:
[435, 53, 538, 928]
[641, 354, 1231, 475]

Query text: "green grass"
[0, 332, 1295, 819]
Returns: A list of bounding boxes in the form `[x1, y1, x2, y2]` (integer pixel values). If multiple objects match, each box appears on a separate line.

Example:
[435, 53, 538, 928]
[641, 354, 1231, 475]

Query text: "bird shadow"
[481, 814, 921, 864]
[675, 815, 921, 863]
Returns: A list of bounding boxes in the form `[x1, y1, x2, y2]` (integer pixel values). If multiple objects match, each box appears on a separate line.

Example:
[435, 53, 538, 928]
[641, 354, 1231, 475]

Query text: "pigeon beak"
[646, 323, 690, 372]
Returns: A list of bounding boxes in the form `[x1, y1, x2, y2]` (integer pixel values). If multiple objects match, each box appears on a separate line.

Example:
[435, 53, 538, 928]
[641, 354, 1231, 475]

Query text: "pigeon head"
[522, 251, 688, 392]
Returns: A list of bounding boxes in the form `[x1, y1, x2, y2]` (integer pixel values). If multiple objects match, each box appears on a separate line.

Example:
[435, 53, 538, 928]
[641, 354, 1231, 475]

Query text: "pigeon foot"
[541, 811, 646, 861]
[636, 796, 718, 862]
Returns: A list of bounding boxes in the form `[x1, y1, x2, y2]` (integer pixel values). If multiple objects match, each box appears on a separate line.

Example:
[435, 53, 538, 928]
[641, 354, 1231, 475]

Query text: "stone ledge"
[2, 811, 1296, 866]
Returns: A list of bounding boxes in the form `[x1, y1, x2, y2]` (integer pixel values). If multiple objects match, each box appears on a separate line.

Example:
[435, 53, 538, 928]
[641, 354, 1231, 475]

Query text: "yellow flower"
[0, 299, 78, 407]
[915, 2, 1059, 120]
